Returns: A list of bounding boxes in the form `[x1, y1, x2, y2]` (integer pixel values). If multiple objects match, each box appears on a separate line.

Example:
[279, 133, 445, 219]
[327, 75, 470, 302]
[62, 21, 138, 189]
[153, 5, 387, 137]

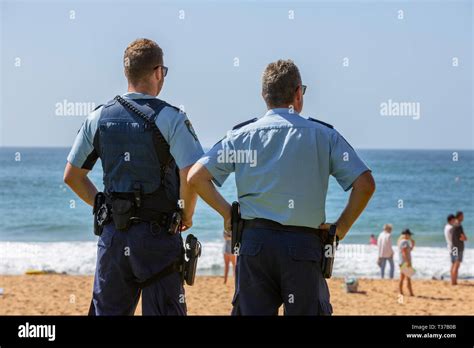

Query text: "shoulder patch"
[184, 119, 199, 141]
[232, 118, 258, 130]
[307, 117, 333, 129]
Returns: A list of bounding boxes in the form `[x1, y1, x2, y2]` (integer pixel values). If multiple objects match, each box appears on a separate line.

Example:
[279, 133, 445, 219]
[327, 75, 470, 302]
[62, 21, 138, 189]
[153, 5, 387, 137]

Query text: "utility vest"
[94, 97, 180, 213]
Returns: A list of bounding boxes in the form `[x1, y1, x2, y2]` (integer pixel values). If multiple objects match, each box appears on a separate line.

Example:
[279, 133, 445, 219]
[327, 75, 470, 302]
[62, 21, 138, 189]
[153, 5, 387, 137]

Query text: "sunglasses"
[301, 84, 307, 95]
[153, 65, 168, 77]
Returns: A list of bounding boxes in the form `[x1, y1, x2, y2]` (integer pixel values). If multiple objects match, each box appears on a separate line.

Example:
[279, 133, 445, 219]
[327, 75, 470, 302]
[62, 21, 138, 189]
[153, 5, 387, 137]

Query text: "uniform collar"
[123, 92, 157, 100]
[264, 108, 301, 117]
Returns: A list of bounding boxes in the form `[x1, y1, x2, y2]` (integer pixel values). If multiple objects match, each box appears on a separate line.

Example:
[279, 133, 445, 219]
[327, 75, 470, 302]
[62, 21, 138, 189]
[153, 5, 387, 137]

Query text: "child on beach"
[369, 234, 377, 245]
[398, 229, 415, 296]
[223, 230, 236, 284]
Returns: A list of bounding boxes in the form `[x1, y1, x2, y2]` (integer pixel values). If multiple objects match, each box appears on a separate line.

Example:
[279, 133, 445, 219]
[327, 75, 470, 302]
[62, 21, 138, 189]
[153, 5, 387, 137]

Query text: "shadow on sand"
[414, 295, 452, 301]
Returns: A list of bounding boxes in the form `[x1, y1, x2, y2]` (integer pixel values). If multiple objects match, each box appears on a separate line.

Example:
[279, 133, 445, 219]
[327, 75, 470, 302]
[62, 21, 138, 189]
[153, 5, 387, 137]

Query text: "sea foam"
[0, 241, 472, 279]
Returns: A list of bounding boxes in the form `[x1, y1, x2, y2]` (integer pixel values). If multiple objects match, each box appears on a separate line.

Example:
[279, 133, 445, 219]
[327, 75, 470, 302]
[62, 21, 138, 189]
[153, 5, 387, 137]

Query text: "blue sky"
[0, 0, 472, 149]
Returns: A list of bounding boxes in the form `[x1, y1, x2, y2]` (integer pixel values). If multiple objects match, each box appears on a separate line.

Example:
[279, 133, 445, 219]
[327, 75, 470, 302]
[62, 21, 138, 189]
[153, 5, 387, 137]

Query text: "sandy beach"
[0, 275, 472, 315]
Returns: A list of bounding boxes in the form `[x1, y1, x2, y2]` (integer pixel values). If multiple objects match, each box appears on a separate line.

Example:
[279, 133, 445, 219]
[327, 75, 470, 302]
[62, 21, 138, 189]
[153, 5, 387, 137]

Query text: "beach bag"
[344, 277, 359, 293]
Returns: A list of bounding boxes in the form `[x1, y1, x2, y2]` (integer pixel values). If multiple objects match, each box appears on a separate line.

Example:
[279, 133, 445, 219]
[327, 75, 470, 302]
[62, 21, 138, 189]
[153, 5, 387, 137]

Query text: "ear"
[297, 85, 303, 100]
[154, 67, 162, 81]
[294, 86, 302, 104]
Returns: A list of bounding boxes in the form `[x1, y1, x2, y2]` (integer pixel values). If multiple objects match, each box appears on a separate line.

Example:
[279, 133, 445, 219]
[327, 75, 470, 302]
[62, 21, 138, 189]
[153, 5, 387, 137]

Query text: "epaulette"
[307, 117, 333, 129]
[166, 104, 182, 113]
[232, 118, 258, 130]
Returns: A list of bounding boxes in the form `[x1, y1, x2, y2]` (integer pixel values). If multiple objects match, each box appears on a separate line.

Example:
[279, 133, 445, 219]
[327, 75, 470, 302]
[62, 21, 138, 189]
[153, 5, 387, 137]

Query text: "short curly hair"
[262, 59, 302, 108]
[124, 38, 163, 84]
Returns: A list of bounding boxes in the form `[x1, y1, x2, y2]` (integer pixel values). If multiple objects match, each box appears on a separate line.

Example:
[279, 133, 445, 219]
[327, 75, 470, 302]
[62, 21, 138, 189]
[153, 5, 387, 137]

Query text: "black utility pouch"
[111, 199, 133, 231]
[183, 234, 201, 286]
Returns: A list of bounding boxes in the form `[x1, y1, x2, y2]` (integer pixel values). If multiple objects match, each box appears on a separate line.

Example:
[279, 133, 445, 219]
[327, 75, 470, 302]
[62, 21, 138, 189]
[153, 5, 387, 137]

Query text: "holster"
[321, 224, 338, 279]
[231, 201, 243, 255]
[93, 192, 110, 236]
[182, 234, 201, 286]
[111, 199, 133, 231]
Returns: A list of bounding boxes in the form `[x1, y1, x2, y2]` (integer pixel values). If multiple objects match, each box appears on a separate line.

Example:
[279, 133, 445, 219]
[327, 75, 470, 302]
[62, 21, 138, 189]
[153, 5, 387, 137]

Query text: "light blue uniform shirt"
[67, 92, 204, 170]
[198, 108, 370, 229]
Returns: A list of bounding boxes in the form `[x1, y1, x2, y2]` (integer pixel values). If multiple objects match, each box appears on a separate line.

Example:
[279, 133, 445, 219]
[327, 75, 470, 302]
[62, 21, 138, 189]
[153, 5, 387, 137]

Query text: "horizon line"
[0, 145, 473, 151]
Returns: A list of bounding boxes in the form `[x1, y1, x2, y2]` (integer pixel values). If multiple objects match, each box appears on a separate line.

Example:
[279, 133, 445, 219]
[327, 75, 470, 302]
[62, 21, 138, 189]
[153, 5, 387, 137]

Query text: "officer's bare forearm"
[336, 171, 375, 237]
[63, 162, 98, 206]
[193, 181, 231, 219]
[187, 163, 232, 219]
[179, 165, 198, 220]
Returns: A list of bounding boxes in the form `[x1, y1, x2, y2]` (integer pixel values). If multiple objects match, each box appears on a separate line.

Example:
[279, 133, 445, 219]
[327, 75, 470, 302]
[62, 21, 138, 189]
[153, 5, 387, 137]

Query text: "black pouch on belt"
[111, 199, 133, 231]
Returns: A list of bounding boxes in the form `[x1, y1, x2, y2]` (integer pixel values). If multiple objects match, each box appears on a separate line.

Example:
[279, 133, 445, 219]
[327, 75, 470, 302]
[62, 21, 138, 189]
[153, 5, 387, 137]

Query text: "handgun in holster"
[93, 192, 111, 236]
[321, 224, 339, 278]
[231, 201, 243, 255]
[182, 234, 201, 286]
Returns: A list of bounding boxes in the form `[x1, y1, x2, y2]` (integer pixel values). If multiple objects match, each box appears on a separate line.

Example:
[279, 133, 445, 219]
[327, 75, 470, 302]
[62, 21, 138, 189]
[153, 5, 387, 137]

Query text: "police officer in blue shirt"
[188, 59, 375, 315]
[64, 39, 204, 315]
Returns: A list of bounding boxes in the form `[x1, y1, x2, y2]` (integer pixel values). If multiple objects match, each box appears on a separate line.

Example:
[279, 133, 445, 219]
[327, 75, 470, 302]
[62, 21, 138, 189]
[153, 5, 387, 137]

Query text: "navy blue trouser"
[231, 227, 333, 316]
[92, 221, 186, 315]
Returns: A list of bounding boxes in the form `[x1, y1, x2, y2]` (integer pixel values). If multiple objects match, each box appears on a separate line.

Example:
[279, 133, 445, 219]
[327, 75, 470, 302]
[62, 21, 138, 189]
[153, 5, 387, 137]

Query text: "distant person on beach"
[64, 39, 204, 315]
[223, 230, 236, 284]
[377, 224, 394, 279]
[188, 59, 375, 315]
[369, 234, 377, 245]
[398, 229, 415, 296]
[451, 211, 468, 285]
[444, 214, 456, 252]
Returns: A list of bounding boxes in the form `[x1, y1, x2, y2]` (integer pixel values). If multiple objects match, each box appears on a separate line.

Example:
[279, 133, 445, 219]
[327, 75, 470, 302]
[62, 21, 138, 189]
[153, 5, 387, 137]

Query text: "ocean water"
[0, 148, 473, 279]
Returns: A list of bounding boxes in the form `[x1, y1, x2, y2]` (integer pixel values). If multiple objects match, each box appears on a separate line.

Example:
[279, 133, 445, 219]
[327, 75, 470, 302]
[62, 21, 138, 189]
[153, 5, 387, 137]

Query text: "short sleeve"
[197, 135, 235, 187]
[330, 130, 370, 191]
[157, 107, 204, 169]
[67, 107, 101, 170]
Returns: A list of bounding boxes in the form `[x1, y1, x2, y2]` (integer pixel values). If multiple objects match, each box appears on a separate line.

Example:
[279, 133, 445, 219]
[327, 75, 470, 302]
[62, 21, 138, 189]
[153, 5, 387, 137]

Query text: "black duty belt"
[104, 196, 173, 225]
[243, 218, 323, 235]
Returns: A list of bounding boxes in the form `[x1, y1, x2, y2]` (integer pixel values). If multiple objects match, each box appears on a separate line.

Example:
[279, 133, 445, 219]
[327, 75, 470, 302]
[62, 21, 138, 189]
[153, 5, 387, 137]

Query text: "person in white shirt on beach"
[377, 224, 394, 279]
[444, 214, 456, 251]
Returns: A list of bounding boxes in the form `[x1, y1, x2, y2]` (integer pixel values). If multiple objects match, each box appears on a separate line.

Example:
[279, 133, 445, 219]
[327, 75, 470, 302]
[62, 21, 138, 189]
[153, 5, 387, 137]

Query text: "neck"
[127, 84, 157, 97]
[267, 106, 301, 114]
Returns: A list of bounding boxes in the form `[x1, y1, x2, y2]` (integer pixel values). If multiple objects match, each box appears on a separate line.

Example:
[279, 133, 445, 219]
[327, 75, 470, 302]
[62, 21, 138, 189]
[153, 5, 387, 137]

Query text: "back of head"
[447, 214, 455, 223]
[124, 38, 163, 85]
[262, 59, 301, 109]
